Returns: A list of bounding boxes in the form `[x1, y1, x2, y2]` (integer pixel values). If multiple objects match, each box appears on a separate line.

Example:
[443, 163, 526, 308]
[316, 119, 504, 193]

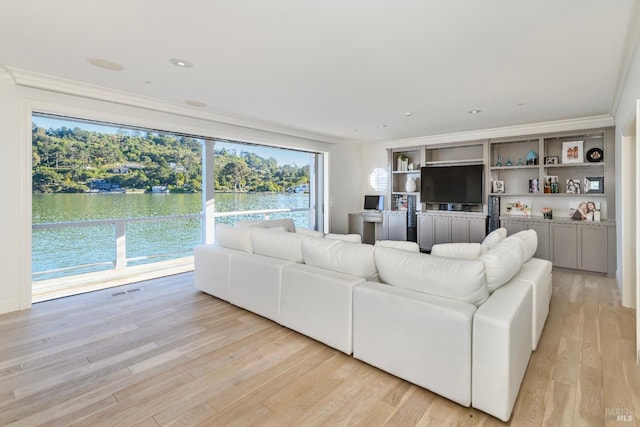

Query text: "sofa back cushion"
[296, 227, 325, 239]
[510, 229, 538, 261]
[301, 238, 378, 281]
[479, 236, 524, 292]
[215, 223, 253, 253]
[481, 227, 507, 251]
[236, 218, 296, 233]
[374, 246, 489, 306]
[374, 240, 420, 252]
[324, 233, 362, 243]
[431, 242, 483, 260]
[251, 228, 309, 263]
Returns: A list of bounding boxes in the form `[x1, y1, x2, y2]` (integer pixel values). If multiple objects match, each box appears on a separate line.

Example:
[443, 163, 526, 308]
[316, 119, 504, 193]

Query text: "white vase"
[405, 176, 417, 192]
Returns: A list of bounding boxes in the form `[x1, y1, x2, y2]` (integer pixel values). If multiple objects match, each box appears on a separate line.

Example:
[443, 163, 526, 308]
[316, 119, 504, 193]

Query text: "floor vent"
[112, 291, 127, 296]
[127, 288, 142, 293]
[112, 288, 142, 297]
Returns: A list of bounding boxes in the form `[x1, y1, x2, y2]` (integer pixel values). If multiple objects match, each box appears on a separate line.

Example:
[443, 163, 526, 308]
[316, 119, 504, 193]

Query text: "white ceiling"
[0, 0, 635, 142]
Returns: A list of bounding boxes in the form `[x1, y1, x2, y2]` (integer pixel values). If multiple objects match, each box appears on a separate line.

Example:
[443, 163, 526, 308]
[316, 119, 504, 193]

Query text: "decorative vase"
[405, 176, 417, 192]
[496, 155, 503, 167]
[505, 158, 513, 166]
[526, 149, 538, 165]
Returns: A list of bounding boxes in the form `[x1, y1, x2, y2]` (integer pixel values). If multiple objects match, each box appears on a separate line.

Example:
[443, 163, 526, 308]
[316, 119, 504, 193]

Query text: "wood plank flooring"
[0, 268, 637, 426]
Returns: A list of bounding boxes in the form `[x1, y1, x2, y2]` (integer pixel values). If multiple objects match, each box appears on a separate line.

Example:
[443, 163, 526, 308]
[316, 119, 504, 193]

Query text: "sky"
[32, 115, 312, 167]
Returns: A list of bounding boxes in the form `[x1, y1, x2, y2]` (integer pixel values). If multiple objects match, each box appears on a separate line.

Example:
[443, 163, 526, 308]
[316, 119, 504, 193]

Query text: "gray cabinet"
[577, 224, 608, 273]
[502, 218, 550, 260]
[550, 223, 578, 269]
[384, 211, 407, 241]
[417, 211, 487, 251]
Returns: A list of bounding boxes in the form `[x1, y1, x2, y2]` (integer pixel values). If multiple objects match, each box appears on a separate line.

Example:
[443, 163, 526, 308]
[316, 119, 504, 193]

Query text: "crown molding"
[0, 67, 13, 81]
[610, 0, 640, 117]
[350, 115, 615, 149]
[5, 67, 338, 144]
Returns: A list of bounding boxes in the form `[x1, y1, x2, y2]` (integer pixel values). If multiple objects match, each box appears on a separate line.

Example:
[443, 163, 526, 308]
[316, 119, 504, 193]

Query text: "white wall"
[0, 76, 358, 315]
[614, 4, 640, 307]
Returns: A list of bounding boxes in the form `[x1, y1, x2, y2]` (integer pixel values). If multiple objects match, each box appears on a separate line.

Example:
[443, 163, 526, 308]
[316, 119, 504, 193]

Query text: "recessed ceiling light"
[405, 112, 413, 117]
[378, 124, 388, 128]
[87, 58, 124, 71]
[185, 100, 207, 107]
[169, 58, 193, 68]
[468, 109, 481, 114]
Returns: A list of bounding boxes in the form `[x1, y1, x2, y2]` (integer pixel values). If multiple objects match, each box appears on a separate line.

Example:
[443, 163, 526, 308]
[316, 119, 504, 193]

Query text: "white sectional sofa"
[194, 220, 552, 422]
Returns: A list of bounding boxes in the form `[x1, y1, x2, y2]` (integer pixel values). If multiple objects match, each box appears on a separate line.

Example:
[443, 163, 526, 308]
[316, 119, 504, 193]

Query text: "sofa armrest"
[353, 282, 476, 406]
[472, 279, 532, 422]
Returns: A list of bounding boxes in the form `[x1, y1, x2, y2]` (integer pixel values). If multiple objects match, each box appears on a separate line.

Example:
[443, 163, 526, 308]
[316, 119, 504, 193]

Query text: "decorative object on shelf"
[395, 194, 408, 211]
[570, 201, 600, 221]
[551, 181, 559, 193]
[526, 149, 538, 165]
[505, 158, 513, 166]
[586, 147, 604, 163]
[496, 155, 503, 167]
[492, 180, 505, 193]
[529, 178, 539, 193]
[397, 155, 409, 171]
[408, 162, 414, 171]
[518, 158, 524, 166]
[584, 176, 604, 194]
[544, 156, 559, 165]
[405, 175, 417, 192]
[544, 176, 559, 193]
[506, 200, 532, 217]
[561, 140, 584, 164]
[566, 178, 581, 194]
[542, 207, 553, 219]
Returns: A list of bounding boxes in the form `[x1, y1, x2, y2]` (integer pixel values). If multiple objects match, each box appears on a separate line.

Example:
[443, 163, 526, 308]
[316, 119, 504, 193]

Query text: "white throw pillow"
[215, 223, 253, 253]
[301, 238, 377, 280]
[481, 227, 507, 251]
[236, 218, 296, 233]
[296, 227, 324, 239]
[374, 246, 489, 306]
[431, 243, 483, 260]
[251, 227, 308, 263]
[374, 240, 420, 252]
[479, 236, 524, 293]
[324, 233, 362, 243]
[510, 229, 538, 261]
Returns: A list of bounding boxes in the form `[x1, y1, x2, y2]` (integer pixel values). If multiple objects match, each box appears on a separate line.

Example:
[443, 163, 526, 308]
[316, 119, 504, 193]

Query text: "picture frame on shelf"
[544, 156, 559, 165]
[584, 176, 604, 194]
[492, 180, 505, 193]
[544, 176, 559, 193]
[566, 178, 581, 194]
[506, 200, 532, 217]
[561, 140, 584, 164]
[528, 178, 539, 193]
[570, 201, 601, 221]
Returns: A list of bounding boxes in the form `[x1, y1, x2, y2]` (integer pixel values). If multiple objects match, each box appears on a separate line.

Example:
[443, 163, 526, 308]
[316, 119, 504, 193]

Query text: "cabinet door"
[468, 218, 487, 243]
[450, 216, 469, 243]
[578, 224, 607, 273]
[387, 212, 407, 241]
[502, 219, 525, 236]
[526, 221, 550, 260]
[417, 214, 434, 251]
[348, 213, 363, 236]
[551, 223, 578, 269]
[433, 215, 450, 245]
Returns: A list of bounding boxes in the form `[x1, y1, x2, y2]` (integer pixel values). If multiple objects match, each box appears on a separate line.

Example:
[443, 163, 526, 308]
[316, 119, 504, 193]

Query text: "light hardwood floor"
[0, 269, 637, 426]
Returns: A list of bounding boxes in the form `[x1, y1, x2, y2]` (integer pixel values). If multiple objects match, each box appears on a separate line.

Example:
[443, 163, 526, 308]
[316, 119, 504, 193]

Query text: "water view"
[33, 192, 311, 280]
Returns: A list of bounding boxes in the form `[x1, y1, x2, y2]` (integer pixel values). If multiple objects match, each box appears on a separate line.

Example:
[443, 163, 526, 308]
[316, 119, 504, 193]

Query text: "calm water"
[32, 193, 311, 279]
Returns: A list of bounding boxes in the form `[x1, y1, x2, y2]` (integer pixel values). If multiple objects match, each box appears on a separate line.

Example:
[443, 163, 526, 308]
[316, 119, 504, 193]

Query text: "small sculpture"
[526, 149, 538, 165]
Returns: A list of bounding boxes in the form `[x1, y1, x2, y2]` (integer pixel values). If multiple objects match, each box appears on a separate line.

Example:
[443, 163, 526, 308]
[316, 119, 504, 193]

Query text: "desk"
[348, 211, 383, 244]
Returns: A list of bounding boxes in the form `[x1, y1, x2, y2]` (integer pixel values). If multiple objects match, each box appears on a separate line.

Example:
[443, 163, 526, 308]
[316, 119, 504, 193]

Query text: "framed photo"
[492, 180, 505, 193]
[544, 156, 559, 165]
[506, 200, 532, 217]
[562, 140, 584, 164]
[584, 176, 604, 194]
[528, 178, 539, 193]
[570, 201, 601, 221]
[544, 175, 559, 193]
[566, 178, 581, 194]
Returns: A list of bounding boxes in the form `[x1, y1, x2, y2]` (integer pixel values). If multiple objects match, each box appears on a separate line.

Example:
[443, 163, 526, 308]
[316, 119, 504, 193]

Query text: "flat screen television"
[420, 164, 484, 205]
[364, 195, 384, 211]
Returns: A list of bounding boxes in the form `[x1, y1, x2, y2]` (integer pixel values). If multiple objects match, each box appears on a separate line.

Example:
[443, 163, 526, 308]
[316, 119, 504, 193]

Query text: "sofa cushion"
[510, 229, 538, 261]
[296, 227, 324, 239]
[236, 218, 296, 233]
[374, 246, 489, 306]
[374, 240, 420, 252]
[251, 228, 309, 263]
[301, 238, 377, 281]
[480, 236, 524, 293]
[325, 233, 362, 243]
[215, 223, 253, 253]
[431, 243, 483, 260]
[482, 227, 507, 251]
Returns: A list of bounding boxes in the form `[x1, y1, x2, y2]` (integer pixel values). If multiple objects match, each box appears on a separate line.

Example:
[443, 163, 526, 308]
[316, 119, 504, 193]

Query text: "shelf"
[392, 170, 420, 174]
[392, 192, 420, 196]
[490, 165, 539, 170]
[490, 192, 607, 197]
[543, 163, 604, 169]
[424, 159, 484, 166]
